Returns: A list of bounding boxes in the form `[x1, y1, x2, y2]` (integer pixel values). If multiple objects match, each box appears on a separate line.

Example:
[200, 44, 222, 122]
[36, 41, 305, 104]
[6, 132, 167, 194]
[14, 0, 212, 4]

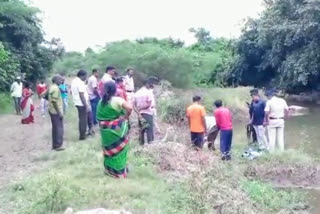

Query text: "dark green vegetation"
[0, 0, 64, 91]
[228, 0, 320, 93]
[2, 0, 320, 93]
[54, 0, 320, 93]
[54, 31, 233, 88]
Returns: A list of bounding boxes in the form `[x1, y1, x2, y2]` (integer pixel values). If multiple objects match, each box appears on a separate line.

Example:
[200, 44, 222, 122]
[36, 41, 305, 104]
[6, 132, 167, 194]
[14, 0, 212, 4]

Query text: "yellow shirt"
[49, 84, 63, 114]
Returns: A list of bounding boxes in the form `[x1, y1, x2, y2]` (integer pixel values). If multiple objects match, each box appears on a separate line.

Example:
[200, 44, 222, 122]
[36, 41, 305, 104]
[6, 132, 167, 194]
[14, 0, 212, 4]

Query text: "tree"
[0, 0, 64, 85]
[189, 27, 213, 46]
[230, 0, 320, 92]
[0, 42, 19, 91]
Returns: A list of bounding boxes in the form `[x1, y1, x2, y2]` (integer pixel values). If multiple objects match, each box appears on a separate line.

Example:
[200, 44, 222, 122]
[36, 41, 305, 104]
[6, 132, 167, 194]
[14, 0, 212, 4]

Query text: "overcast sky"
[30, 0, 264, 52]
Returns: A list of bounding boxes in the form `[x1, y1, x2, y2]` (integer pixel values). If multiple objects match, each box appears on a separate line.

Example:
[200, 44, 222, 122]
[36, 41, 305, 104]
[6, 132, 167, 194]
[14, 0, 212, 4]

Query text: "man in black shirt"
[250, 90, 268, 150]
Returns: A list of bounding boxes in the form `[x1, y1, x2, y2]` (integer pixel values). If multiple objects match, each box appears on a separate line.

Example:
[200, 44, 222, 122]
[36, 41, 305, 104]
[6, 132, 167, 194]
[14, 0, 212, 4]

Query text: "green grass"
[0, 89, 312, 214]
[158, 87, 252, 124]
[241, 180, 307, 211]
[0, 93, 13, 114]
[0, 108, 192, 214]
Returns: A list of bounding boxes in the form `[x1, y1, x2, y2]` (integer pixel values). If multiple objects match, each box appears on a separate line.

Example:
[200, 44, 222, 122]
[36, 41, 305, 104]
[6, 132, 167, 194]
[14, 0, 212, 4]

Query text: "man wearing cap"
[264, 89, 289, 152]
[10, 77, 23, 115]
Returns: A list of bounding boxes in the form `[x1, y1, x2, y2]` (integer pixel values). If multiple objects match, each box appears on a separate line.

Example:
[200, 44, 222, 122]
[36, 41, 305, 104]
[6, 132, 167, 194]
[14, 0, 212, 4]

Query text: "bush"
[0, 93, 12, 114]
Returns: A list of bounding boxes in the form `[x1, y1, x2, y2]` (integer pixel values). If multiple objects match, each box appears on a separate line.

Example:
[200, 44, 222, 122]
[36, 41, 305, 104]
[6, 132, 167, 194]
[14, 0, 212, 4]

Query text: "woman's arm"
[122, 101, 133, 120]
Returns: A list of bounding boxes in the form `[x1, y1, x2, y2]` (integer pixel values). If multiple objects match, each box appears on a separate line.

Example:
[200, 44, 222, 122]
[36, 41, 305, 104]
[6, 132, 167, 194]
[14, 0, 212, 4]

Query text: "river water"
[286, 103, 320, 214]
[233, 102, 320, 213]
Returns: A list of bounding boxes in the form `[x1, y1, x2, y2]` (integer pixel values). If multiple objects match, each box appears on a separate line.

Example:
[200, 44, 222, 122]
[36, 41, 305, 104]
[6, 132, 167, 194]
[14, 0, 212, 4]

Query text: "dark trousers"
[139, 113, 154, 145]
[13, 97, 21, 114]
[49, 113, 64, 149]
[87, 110, 93, 131]
[191, 132, 204, 148]
[90, 97, 100, 125]
[76, 106, 88, 140]
[220, 129, 233, 156]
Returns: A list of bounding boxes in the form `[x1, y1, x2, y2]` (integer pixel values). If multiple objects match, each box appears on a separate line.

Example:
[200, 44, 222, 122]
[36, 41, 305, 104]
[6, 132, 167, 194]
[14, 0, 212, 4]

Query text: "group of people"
[10, 77, 35, 124]
[10, 68, 290, 178]
[186, 88, 289, 161]
[47, 67, 159, 178]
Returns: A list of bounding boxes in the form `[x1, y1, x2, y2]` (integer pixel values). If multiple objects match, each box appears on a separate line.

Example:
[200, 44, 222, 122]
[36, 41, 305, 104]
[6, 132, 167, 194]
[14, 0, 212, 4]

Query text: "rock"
[64, 208, 132, 214]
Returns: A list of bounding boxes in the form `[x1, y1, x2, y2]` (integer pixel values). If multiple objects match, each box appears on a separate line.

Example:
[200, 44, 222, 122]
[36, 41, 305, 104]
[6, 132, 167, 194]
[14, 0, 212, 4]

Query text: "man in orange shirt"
[187, 96, 206, 149]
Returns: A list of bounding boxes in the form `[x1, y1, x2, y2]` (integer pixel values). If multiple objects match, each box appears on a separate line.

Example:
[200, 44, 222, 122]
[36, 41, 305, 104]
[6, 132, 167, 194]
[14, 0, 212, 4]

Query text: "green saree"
[97, 99, 129, 178]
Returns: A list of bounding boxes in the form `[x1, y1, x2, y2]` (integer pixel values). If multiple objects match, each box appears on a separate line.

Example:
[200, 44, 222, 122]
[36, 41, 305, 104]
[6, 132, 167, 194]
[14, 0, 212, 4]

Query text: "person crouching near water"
[214, 100, 233, 160]
[264, 89, 289, 153]
[186, 96, 206, 149]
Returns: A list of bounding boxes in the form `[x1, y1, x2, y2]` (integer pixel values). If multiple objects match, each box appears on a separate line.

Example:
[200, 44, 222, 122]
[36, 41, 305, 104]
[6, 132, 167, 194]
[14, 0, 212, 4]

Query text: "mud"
[245, 165, 320, 189]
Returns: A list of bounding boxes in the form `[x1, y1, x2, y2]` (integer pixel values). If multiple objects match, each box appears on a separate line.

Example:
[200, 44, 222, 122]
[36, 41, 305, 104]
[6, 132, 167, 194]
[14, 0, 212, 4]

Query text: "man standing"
[98, 66, 116, 97]
[71, 70, 89, 140]
[10, 77, 23, 115]
[264, 89, 289, 152]
[186, 96, 206, 149]
[36, 80, 48, 117]
[87, 69, 100, 125]
[214, 100, 233, 160]
[124, 68, 135, 104]
[250, 90, 268, 150]
[133, 78, 154, 145]
[48, 75, 64, 151]
[59, 78, 68, 114]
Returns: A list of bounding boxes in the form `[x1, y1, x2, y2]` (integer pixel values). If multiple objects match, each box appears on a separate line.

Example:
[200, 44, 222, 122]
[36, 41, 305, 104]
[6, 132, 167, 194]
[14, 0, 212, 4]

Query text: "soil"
[245, 164, 320, 189]
[0, 103, 52, 190]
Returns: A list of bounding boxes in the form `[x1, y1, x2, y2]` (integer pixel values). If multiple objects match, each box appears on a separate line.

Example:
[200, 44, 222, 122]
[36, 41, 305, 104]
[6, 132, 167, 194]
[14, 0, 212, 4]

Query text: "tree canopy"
[229, 0, 320, 92]
[0, 0, 64, 90]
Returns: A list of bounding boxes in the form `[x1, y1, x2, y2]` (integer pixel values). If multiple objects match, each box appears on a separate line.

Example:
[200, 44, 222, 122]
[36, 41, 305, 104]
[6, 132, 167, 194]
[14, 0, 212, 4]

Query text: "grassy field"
[0, 87, 314, 214]
[0, 93, 13, 114]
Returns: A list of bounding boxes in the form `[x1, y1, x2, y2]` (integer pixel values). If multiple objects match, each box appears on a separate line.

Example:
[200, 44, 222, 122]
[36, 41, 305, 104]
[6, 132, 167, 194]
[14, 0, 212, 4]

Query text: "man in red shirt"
[214, 99, 233, 160]
[36, 80, 48, 117]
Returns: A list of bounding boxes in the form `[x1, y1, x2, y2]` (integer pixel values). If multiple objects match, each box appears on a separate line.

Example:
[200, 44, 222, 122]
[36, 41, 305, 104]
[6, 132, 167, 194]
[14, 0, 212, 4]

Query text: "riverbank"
[0, 87, 318, 214]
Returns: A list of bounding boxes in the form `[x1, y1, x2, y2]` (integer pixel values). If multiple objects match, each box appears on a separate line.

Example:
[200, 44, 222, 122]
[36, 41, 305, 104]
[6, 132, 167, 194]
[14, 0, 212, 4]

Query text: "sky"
[30, 0, 264, 52]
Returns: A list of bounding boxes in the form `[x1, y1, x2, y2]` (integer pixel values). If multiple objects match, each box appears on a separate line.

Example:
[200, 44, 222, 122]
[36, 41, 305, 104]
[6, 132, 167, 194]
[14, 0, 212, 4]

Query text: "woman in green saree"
[97, 81, 132, 178]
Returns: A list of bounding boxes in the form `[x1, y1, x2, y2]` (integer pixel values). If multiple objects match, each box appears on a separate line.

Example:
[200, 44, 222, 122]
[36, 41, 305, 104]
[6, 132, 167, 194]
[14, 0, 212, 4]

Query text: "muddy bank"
[245, 164, 320, 189]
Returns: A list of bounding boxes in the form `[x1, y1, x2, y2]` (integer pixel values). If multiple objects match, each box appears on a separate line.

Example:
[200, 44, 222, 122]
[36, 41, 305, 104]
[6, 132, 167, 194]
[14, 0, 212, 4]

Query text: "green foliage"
[54, 35, 234, 88]
[241, 180, 306, 211]
[0, 92, 12, 114]
[0, 43, 18, 91]
[0, 0, 64, 89]
[229, 0, 320, 92]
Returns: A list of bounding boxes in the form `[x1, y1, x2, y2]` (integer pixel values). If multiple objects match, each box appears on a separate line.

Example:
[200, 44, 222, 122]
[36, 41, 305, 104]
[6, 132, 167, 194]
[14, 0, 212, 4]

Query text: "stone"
[64, 208, 132, 214]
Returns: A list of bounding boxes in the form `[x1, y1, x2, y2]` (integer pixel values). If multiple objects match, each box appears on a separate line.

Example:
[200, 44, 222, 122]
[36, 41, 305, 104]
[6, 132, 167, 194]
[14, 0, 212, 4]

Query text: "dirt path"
[0, 103, 51, 189]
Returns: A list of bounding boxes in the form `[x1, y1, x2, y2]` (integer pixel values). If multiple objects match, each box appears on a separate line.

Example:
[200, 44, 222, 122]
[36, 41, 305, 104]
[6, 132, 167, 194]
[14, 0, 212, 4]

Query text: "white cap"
[16, 76, 21, 80]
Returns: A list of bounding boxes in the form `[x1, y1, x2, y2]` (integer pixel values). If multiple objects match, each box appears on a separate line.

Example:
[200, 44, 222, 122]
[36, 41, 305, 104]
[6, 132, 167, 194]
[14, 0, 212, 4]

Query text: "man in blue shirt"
[249, 90, 268, 150]
[59, 78, 68, 114]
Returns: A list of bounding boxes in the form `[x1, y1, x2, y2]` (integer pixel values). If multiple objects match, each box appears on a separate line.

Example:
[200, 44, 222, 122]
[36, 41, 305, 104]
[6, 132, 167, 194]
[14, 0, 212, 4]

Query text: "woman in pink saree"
[21, 82, 34, 124]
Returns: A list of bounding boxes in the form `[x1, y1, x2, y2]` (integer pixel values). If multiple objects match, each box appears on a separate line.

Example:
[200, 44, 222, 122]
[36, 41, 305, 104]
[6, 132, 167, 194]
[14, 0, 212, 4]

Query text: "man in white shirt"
[123, 68, 135, 104]
[10, 77, 23, 115]
[87, 69, 100, 125]
[71, 70, 89, 140]
[264, 89, 289, 152]
[98, 66, 116, 97]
